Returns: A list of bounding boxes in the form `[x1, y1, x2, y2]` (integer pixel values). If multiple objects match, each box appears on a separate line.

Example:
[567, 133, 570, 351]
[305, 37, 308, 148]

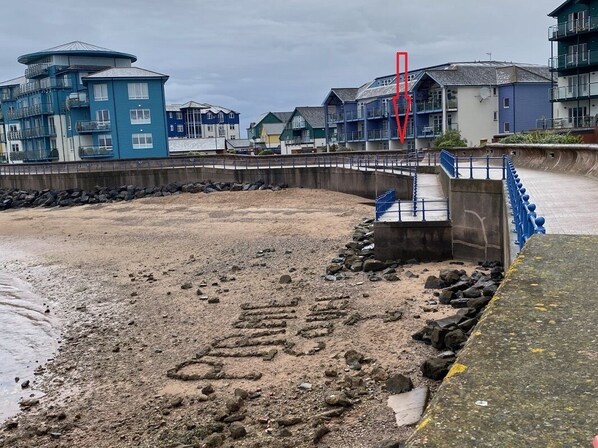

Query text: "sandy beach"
[0, 188, 476, 448]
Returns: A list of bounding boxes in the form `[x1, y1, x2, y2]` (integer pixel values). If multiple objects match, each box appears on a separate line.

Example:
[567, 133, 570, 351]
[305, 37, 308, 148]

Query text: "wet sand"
[0, 189, 476, 447]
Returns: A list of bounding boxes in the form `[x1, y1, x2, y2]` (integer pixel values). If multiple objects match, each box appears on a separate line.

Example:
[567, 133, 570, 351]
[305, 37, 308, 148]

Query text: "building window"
[229, 124, 235, 130]
[503, 97, 510, 108]
[207, 125, 213, 132]
[504, 122, 511, 133]
[128, 83, 149, 100]
[229, 112, 235, 119]
[98, 134, 112, 148]
[11, 143, 19, 152]
[493, 111, 498, 121]
[130, 108, 151, 124]
[94, 84, 108, 101]
[207, 112, 213, 120]
[169, 112, 173, 119]
[176, 112, 183, 120]
[9, 124, 17, 133]
[132, 133, 153, 149]
[493, 87, 497, 96]
[96, 110, 110, 123]
[218, 125, 225, 137]
[169, 125, 174, 132]
[177, 124, 184, 133]
[218, 112, 224, 123]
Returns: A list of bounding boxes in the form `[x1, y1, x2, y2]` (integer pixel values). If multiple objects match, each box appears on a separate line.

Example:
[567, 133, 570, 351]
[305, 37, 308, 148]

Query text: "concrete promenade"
[407, 234, 598, 447]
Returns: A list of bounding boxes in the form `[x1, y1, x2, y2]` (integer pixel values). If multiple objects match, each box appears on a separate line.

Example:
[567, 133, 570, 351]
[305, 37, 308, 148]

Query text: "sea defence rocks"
[412, 262, 504, 380]
[0, 180, 287, 211]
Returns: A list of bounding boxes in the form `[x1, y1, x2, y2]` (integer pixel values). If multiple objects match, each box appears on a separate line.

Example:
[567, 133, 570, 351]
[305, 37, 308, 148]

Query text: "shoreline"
[0, 189, 478, 447]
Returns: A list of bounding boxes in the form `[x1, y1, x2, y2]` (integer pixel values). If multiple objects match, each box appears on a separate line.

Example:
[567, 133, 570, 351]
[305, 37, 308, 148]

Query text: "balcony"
[552, 82, 598, 101]
[25, 63, 51, 79]
[18, 78, 68, 96]
[536, 116, 597, 130]
[19, 127, 57, 140]
[79, 145, 114, 159]
[367, 108, 384, 119]
[549, 50, 598, 72]
[417, 125, 442, 138]
[345, 110, 360, 121]
[66, 93, 89, 109]
[416, 99, 443, 113]
[347, 131, 364, 142]
[76, 121, 111, 133]
[5, 103, 54, 120]
[367, 129, 389, 140]
[8, 130, 21, 140]
[285, 136, 313, 145]
[328, 113, 344, 123]
[9, 149, 58, 162]
[549, 17, 598, 41]
[291, 119, 306, 129]
[390, 126, 415, 139]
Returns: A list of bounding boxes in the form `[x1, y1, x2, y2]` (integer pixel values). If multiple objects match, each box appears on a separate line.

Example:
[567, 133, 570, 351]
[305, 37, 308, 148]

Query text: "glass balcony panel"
[76, 121, 112, 133]
[79, 145, 114, 159]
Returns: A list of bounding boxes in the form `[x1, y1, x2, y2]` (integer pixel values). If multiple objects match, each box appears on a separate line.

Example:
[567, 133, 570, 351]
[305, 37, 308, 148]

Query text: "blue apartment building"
[0, 41, 169, 163]
[166, 101, 241, 140]
[323, 62, 553, 150]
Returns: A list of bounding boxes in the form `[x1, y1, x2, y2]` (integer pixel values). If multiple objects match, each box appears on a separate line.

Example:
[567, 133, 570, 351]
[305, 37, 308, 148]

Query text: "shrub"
[433, 129, 467, 148]
[500, 131, 583, 144]
[257, 149, 274, 156]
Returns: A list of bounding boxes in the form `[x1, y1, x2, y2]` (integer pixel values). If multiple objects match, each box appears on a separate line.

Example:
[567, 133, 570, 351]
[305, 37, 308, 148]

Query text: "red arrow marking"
[391, 51, 412, 144]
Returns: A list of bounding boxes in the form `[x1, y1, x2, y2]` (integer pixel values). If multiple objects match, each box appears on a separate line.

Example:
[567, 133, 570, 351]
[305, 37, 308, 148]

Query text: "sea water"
[0, 273, 57, 421]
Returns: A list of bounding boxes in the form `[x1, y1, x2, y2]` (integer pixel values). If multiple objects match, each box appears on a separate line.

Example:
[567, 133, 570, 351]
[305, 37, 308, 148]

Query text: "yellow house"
[260, 123, 286, 149]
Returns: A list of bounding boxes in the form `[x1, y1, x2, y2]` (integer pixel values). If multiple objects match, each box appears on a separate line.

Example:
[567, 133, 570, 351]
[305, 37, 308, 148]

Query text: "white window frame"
[130, 108, 151, 124]
[93, 84, 108, 101]
[98, 134, 112, 148]
[96, 109, 110, 123]
[177, 124, 184, 133]
[132, 133, 153, 149]
[503, 97, 510, 109]
[229, 112, 235, 119]
[127, 83, 149, 100]
[176, 112, 183, 120]
[504, 122, 511, 133]
[170, 125, 174, 132]
[11, 143, 20, 152]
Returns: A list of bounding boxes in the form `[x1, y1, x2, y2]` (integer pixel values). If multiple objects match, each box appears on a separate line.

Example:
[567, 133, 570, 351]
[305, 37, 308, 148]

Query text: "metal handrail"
[505, 159, 546, 248]
[375, 189, 396, 221]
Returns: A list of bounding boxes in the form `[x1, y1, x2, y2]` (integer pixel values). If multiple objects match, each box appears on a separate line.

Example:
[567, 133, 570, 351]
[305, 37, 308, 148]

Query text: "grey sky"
[0, 0, 563, 133]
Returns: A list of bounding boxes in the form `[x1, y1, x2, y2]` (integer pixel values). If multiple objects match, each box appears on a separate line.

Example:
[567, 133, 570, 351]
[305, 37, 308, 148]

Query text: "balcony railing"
[390, 126, 415, 139]
[345, 110, 359, 121]
[549, 50, 598, 71]
[76, 121, 111, 133]
[291, 119, 306, 129]
[367, 129, 389, 140]
[549, 17, 598, 40]
[285, 136, 313, 144]
[552, 82, 598, 101]
[328, 113, 343, 123]
[9, 150, 57, 162]
[417, 125, 442, 138]
[536, 116, 597, 129]
[79, 145, 114, 159]
[66, 93, 89, 109]
[416, 99, 442, 113]
[25, 63, 51, 79]
[5, 103, 54, 120]
[19, 127, 57, 139]
[367, 108, 384, 119]
[346, 131, 364, 142]
[18, 78, 68, 96]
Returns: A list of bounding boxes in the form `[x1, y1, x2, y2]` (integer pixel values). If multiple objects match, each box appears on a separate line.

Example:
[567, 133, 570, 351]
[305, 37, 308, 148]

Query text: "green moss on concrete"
[407, 235, 598, 448]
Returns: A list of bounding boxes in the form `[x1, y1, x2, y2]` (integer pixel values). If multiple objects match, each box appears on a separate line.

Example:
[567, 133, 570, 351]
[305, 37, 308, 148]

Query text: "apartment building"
[0, 41, 169, 162]
[166, 101, 240, 140]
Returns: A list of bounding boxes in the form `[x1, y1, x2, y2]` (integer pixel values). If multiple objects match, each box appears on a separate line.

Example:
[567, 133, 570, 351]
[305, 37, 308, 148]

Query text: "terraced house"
[166, 101, 240, 140]
[324, 61, 552, 151]
[548, 0, 598, 129]
[0, 41, 169, 163]
[279, 107, 330, 154]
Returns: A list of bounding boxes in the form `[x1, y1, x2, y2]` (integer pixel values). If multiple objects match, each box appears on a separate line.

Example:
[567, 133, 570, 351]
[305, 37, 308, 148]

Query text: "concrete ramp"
[407, 234, 598, 447]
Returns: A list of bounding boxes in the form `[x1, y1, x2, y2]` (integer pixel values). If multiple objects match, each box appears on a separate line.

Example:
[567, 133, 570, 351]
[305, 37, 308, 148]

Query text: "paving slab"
[407, 234, 598, 448]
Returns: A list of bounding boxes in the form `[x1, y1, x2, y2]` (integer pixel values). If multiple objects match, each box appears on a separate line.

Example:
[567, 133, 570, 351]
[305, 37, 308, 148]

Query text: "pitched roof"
[295, 107, 326, 129]
[421, 62, 551, 87]
[84, 67, 168, 80]
[331, 88, 359, 102]
[272, 111, 293, 122]
[226, 139, 252, 149]
[495, 66, 552, 85]
[0, 76, 25, 87]
[548, 0, 577, 17]
[18, 41, 137, 64]
[262, 123, 286, 135]
[180, 101, 210, 109]
[166, 104, 182, 112]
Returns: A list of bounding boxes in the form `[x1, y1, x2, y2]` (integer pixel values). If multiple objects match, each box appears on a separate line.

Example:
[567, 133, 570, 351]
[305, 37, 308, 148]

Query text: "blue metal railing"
[375, 189, 396, 221]
[440, 149, 507, 180]
[375, 197, 450, 222]
[412, 169, 418, 216]
[505, 159, 546, 248]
